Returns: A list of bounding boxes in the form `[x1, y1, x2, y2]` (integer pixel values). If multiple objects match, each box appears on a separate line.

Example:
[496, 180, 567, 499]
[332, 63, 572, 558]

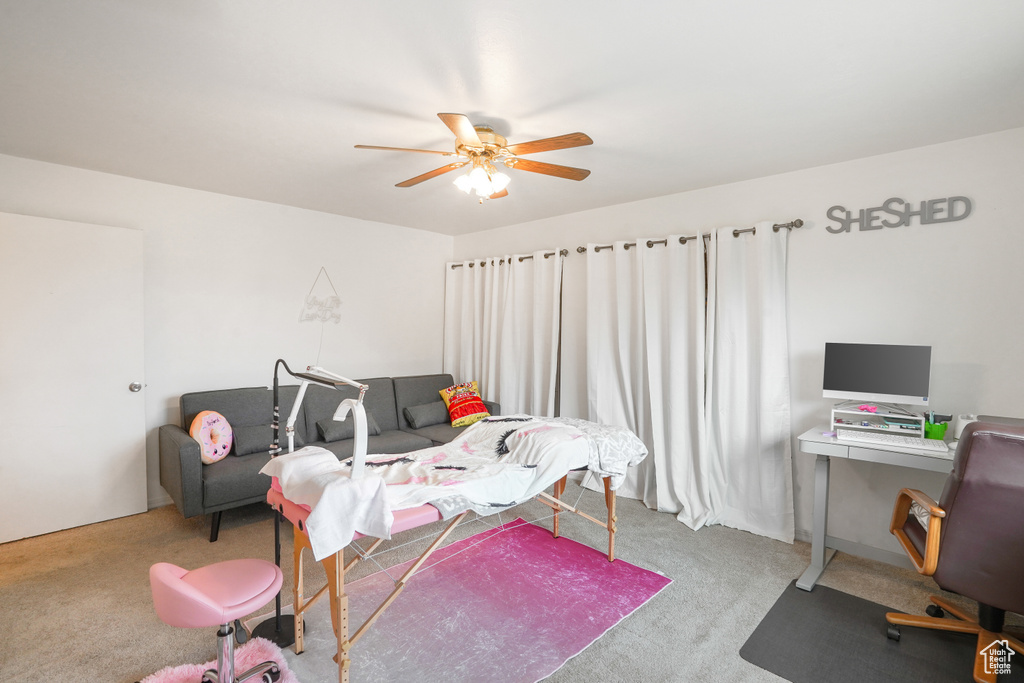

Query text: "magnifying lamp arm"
[285, 381, 311, 454]
[333, 398, 368, 479]
[306, 366, 368, 397]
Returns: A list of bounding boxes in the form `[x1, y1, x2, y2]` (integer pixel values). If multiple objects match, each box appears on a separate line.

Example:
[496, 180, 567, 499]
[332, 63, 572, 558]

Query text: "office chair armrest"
[890, 488, 944, 576]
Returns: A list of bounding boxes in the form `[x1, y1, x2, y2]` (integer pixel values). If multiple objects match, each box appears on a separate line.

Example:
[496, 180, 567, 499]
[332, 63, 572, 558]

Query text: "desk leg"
[797, 453, 837, 591]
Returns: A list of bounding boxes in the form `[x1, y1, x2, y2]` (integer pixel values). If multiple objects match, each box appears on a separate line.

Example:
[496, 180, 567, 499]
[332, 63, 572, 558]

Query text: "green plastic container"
[925, 422, 948, 440]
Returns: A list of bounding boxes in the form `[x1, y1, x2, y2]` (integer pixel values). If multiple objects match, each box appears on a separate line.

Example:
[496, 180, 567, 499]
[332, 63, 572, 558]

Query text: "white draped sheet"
[262, 416, 647, 560]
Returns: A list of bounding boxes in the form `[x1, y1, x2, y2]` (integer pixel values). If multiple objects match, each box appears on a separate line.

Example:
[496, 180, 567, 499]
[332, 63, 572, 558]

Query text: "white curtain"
[443, 250, 563, 416]
[705, 222, 794, 543]
[585, 237, 713, 529]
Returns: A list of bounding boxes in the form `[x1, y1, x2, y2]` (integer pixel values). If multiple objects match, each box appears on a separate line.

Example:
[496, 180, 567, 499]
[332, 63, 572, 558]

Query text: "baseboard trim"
[148, 492, 173, 510]
[826, 536, 915, 570]
[794, 528, 913, 570]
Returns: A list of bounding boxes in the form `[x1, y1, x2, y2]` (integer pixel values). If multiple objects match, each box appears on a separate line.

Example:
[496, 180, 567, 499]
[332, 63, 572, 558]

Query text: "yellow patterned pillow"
[439, 381, 490, 428]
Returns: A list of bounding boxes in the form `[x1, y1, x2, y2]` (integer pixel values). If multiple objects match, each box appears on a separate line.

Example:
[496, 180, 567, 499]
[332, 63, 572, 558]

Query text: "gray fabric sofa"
[158, 373, 498, 541]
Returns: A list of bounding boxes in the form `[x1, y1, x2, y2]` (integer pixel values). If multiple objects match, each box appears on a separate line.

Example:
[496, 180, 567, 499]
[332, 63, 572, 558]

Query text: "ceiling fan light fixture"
[453, 173, 474, 194]
[468, 165, 491, 194]
[490, 171, 511, 193]
[362, 112, 592, 198]
[454, 162, 509, 199]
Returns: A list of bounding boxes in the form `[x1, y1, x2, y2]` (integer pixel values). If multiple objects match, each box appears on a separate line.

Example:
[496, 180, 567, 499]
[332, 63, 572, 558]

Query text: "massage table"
[263, 415, 646, 683]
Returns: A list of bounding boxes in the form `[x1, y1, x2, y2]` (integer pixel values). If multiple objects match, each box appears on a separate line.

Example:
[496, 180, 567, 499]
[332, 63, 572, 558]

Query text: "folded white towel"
[261, 447, 393, 561]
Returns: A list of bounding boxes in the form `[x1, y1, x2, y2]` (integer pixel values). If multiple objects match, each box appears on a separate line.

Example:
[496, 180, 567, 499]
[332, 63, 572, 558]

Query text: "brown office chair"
[886, 421, 1024, 683]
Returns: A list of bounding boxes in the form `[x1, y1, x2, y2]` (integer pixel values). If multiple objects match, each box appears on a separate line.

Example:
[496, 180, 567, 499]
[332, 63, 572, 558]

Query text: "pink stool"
[150, 559, 284, 683]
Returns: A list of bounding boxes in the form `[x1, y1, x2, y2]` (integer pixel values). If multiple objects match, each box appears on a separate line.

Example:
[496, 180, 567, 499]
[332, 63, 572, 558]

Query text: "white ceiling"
[1, 1, 1022, 236]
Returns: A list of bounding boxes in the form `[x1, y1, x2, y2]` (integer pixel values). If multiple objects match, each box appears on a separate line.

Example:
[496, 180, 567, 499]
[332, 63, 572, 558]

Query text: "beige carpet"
[0, 483, 1008, 683]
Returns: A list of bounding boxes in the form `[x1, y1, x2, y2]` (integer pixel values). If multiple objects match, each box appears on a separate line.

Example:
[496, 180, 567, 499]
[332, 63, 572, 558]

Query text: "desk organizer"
[831, 406, 926, 443]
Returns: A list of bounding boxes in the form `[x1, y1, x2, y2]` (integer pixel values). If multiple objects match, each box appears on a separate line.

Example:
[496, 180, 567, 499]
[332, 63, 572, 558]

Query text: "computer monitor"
[822, 343, 931, 406]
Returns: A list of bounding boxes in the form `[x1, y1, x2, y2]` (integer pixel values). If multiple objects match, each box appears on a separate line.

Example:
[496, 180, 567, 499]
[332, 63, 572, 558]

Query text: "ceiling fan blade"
[511, 158, 591, 181]
[355, 144, 455, 156]
[438, 113, 483, 148]
[505, 132, 593, 156]
[489, 189, 509, 199]
[395, 161, 467, 188]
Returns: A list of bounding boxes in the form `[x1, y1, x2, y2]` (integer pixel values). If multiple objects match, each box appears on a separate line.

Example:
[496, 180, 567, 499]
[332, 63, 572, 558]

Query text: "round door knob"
[129, 382, 143, 392]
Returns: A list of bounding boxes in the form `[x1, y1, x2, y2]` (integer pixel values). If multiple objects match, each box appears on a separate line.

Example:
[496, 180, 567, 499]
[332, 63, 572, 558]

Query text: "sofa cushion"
[404, 401, 449, 429]
[182, 387, 270, 432]
[182, 385, 313, 447]
[317, 411, 382, 442]
[301, 378, 399, 438]
[394, 374, 456, 430]
[232, 425, 268, 456]
[404, 422, 470, 446]
[202, 452, 273, 508]
[232, 424, 304, 455]
[318, 430, 432, 461]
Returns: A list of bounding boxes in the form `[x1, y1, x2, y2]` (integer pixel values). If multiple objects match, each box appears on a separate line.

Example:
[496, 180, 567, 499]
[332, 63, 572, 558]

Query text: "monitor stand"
[832, 399, 916, 417]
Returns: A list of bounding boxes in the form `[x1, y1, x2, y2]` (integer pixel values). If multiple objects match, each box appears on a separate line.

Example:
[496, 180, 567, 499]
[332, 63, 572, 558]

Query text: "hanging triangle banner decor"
[299, 266, 342, 323]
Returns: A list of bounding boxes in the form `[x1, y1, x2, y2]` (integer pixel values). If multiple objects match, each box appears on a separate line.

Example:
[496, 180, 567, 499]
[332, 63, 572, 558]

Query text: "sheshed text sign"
[826, 196, 972, 233]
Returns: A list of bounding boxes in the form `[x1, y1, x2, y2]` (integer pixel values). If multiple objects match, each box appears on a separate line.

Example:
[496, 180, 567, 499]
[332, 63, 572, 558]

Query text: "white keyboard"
[836, 428, 952, 452]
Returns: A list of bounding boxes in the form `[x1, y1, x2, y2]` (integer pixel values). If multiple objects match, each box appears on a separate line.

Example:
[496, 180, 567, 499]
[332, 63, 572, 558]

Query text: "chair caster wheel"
[925, 604, 945, 618]
[234, 619, 249, 645]
[887, 623, 901, 641]
[263, 666, 281, 683]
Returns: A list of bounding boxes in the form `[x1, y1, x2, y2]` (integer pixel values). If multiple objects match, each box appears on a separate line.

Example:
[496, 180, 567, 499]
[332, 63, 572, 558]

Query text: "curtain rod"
[575, 219, 804, 253]
[450, 248, 569, 269]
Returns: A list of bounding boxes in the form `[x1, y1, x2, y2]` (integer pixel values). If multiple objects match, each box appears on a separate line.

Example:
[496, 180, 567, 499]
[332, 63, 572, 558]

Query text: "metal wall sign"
[826, 196, 972, 233]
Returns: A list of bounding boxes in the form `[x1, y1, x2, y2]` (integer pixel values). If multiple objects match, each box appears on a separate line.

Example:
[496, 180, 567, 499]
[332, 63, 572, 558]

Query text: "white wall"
[0, 154, 453, 509]
[453, 127, 1024, 555]
[3, 127, 1020, 551]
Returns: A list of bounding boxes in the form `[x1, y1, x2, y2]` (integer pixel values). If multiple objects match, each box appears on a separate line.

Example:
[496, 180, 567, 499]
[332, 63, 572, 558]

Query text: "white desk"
[796, 426, 955, 591]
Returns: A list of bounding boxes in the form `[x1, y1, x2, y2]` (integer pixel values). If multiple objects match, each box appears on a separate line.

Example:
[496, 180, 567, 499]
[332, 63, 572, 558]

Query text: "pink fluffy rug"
[283, 518, 673, 682]
[139, 636, 298, 683]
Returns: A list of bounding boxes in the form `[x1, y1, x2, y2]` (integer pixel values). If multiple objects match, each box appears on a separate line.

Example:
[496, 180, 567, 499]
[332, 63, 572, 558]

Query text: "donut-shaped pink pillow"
[189, 410, 234, 464]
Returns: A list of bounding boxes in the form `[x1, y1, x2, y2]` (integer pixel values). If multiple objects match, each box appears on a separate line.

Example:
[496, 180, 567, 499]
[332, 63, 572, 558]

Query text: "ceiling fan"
[355, 113, 593, 201]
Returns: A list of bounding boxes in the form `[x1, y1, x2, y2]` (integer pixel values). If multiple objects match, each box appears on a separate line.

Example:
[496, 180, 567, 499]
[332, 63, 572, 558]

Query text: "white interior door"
[0, 212, 146, 543]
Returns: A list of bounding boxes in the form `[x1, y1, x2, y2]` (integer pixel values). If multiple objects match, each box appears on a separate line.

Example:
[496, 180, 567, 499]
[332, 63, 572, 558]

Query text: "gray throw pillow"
[232, 424, 304, 455]
[317, 411, 381, 442]
[404, 401, 450, 429]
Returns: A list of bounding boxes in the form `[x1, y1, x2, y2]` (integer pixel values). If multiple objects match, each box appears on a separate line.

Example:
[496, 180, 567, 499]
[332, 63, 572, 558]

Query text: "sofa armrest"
[484, 400, 501, 416]
[159, 424, 204, 518]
